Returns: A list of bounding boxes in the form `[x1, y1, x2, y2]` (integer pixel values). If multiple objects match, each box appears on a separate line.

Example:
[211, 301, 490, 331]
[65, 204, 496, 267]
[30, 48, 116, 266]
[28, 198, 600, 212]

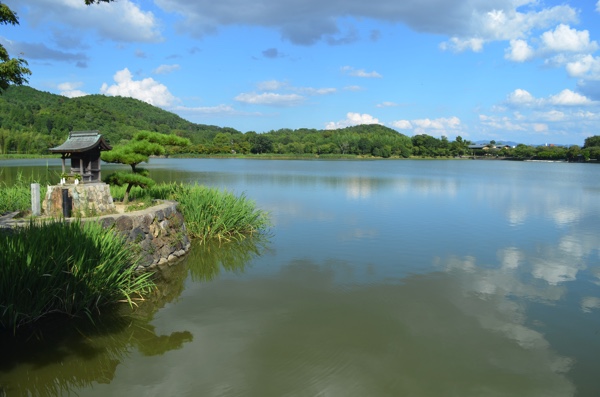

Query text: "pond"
[1, 158, 600, 396]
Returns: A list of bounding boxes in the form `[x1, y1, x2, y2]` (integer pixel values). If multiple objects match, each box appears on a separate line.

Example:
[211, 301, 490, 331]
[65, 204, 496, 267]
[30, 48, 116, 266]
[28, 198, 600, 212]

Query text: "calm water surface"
[1, 158, 600, 397]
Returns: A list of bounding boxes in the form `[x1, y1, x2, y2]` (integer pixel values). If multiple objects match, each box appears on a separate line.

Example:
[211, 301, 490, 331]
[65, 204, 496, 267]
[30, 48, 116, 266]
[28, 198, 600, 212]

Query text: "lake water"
[1, 158, 600, 397]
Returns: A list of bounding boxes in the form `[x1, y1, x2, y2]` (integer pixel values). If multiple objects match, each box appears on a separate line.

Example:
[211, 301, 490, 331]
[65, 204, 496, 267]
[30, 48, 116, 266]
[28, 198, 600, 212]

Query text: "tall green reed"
[0, 220, 155, 334]
[110, 182, 270, 242]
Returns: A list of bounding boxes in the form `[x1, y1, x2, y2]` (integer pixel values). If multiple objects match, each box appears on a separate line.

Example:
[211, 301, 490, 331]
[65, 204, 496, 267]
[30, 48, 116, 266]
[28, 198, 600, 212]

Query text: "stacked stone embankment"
[88, 201, 191, 270]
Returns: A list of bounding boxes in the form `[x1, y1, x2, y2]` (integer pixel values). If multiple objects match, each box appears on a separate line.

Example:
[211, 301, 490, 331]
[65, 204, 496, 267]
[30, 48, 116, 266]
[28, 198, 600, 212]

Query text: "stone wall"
[85, 201, 191, 270]
[43, 183, 116, 217]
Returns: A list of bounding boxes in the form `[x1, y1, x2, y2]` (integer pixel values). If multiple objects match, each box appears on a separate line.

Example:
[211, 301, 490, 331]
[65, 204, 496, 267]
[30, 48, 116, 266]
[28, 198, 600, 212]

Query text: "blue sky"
[3, 0, 600, 145]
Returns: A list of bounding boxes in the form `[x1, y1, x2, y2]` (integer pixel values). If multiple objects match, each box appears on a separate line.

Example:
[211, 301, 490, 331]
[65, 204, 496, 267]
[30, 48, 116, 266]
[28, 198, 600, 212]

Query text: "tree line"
[1, 86, 599, 161]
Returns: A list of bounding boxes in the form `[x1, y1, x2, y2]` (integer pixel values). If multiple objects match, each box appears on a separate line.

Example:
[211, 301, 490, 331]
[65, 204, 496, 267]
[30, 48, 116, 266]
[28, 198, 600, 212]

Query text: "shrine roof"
[49, 131, 112, 153]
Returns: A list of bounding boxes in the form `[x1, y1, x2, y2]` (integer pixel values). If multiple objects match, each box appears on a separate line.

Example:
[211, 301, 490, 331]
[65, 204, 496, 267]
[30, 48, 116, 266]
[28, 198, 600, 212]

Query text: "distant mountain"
[474, 140, 521, 147]
[0, 86, 237, 146]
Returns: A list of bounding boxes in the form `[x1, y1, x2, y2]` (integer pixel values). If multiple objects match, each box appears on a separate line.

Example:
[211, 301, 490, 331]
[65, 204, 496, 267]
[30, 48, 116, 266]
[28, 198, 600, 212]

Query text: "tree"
[102, 131, 190, 203]
[583, 135, 600, 149]
[250, 134, 273, 154]
[0, 2, 32, 93]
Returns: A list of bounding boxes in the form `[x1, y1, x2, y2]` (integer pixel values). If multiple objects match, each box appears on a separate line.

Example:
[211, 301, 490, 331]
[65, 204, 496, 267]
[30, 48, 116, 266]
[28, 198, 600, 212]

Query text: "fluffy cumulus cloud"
[154, 0, 575, 48]
[58, 81, 88, 97]
[504, 24, 597, 64]
[566, 55, 600, 80]
[325, 112, 381, 130]
[15, 0, 162, 43]
[100, 68, 177, 107]
[440, 3, 577, 52]
[505, 39, 534, 62]
[391, 116, 462, 135]
[541, 24, 598, 53]
[506, 88, 595, 107]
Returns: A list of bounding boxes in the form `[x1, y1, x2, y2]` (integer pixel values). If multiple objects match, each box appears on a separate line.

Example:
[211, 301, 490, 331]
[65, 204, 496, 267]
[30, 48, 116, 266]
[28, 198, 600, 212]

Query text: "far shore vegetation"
[1, 86, 599, 162]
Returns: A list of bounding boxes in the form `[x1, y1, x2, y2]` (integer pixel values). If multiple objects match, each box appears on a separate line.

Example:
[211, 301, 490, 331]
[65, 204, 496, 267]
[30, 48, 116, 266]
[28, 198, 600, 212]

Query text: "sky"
[3, 0, 600, 145]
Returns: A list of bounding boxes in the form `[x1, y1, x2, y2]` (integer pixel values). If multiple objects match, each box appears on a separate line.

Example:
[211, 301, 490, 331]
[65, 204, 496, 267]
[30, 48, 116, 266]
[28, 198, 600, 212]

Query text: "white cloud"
[254, 80, 335, 96]
[325, 112, 381, 130]
[506, 88, 595, 107]
[344, 85, 363, 91]
[412, 116, 461, 131]
[506, 89, 538, 106]
[566, 55, 600, 80]
[479, 114, 527, 131]
[341, 66, 382, 78]
[539, 110, 566, 122]
[172, 104, 251, 116]
[391, 120, 412, 129]
[597, 1, 600, 13]
[442, 4, 578, 53]
[440, 37, 484, 53]
[540, 24, 598, 53]
[549, 89, 592, 106]
[377, 101, 399, 108]
[58, 81, 87, 97]
[256, 80, 288, 91]
[390, 116, 462, 135]
[24, 0, 162, 43]
[234, 92, 305, 106]
[298, 87, 337, 95]
[153, 64, 181, 74]
[505, 39, 534, 62]
[100, 68, 177, 107]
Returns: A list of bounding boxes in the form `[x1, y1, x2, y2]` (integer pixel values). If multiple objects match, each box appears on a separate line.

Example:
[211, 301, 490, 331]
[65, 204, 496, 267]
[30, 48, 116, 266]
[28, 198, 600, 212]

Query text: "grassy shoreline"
[0, 180, 270, 335]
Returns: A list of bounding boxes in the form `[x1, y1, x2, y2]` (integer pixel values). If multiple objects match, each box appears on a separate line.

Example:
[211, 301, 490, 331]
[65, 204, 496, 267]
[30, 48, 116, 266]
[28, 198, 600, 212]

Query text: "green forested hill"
[0, 85, 416, 157]
[0, 86, 234, 154]
[1, 86, 596, 160]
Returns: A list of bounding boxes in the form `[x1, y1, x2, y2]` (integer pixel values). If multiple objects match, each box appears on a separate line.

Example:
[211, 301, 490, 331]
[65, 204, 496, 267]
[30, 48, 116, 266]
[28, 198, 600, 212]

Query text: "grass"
[110, 182, 271, 242]
[0, 220, 155, 334]
[0, 172, 47, 215]
[0, 177, 268, 334]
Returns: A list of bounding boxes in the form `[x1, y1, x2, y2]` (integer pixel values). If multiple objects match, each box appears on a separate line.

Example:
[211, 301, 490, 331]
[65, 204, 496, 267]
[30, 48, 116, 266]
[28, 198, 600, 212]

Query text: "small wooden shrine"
[49, 130, 112, 183]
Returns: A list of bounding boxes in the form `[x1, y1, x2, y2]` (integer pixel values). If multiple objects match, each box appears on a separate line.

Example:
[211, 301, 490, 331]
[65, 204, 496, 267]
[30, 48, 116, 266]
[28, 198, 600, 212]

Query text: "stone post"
[31, 183, 41, 216]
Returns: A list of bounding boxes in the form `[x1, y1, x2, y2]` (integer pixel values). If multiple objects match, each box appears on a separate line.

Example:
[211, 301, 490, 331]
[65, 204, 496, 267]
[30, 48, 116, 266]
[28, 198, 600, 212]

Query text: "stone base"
[84, 201, 191, 270]
[43, 183, 116, 218]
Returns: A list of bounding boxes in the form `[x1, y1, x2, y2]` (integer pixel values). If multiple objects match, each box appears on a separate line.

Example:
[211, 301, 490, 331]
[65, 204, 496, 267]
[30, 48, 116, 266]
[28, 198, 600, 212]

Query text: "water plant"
[110, 182, 270, 242]
[0, 220, 155, 334]
[0, 171, 47, 215]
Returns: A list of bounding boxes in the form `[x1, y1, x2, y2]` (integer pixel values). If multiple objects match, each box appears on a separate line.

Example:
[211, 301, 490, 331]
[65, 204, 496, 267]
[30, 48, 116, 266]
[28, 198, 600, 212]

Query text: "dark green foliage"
[102, 131, 190, 203]
[0, 220, 155, 333]
[0, 3, 32, 93]
[106, 171, 155, 204]
[0, 86, 236, 153]
[583, 136, 600, 148]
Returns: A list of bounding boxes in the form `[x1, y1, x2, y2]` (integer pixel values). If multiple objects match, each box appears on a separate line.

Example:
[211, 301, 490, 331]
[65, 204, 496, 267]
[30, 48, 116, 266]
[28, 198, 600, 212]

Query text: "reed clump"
[0, 220, 155, 334]
[0, 172, 47, 215]
[111, 182, 270, 242]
